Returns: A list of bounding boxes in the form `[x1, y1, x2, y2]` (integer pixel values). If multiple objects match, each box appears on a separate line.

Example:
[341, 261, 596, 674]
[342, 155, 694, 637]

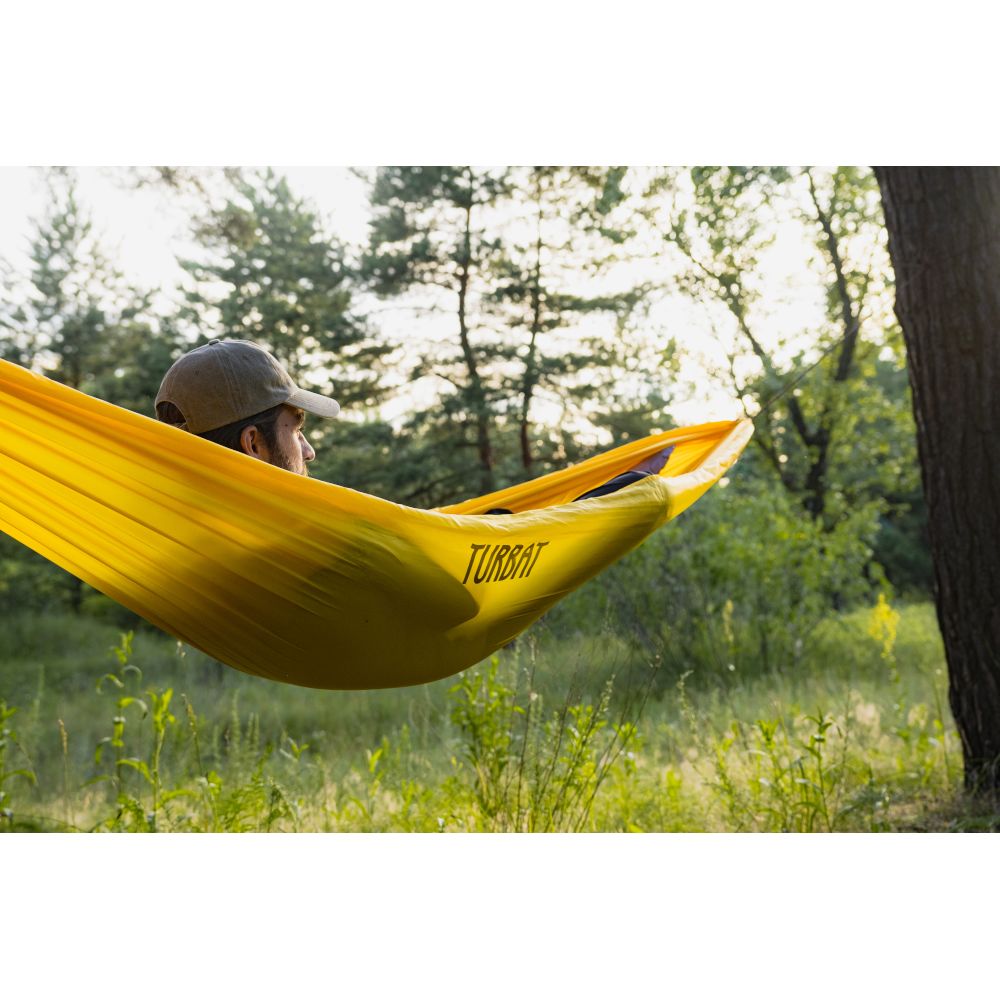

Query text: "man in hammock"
[155, 338, 672, 494]
[154, 339, 339, 477]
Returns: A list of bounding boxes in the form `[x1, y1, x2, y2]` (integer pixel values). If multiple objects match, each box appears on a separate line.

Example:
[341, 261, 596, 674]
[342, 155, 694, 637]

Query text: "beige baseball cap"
[155, 339, 340, 433]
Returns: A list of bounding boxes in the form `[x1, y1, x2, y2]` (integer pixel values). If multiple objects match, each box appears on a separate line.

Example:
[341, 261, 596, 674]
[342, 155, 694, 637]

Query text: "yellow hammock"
[0, 357, 752, 689]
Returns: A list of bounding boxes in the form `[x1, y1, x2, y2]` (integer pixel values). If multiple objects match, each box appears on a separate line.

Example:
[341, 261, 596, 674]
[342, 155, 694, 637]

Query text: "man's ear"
[240, 425, 267, 460]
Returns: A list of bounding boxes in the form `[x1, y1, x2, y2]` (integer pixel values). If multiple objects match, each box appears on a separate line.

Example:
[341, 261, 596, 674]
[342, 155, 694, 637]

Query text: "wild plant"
[789, 711, 844, 832]
[218, 692, 262, 779]
[448, 657, 519, 822]
[91, 632, 149, 829]
[336, 738, 389, 829]
[555, 481, 882, 686]
[123, 686, 189, 831]
[0, 700, 37, 828]
[704, 713, 845, 832]
[182, 694, 205, 776]
[332, 726, 441, 831]
[447, 649, 651, 831]
[180, 693, 220, 829]
[868, 592, 901, 678]
[58, 717, 70, 827]
[208, 748, 296, 832]
[174, 695, 303, 832]
[89, 632, 199, 830]
[674, 666, 886, 832]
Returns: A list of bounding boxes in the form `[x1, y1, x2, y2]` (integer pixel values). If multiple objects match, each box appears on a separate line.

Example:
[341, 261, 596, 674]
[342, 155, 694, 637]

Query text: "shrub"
[550, 478, 883, 686]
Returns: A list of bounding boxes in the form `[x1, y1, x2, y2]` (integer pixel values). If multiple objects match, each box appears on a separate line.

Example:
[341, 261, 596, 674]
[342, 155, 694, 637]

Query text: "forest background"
[0, 164, 975, 833]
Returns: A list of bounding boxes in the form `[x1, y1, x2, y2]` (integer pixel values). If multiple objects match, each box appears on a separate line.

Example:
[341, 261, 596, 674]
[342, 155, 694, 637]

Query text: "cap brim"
[286, 387, 341, 418]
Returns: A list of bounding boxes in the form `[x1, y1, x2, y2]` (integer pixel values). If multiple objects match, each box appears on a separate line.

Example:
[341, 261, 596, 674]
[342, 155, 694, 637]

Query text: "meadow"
[2, 595, 991, 833]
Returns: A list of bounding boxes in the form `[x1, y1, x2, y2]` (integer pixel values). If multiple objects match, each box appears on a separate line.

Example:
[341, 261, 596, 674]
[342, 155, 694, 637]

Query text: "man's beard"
[272, 441, 308, 477]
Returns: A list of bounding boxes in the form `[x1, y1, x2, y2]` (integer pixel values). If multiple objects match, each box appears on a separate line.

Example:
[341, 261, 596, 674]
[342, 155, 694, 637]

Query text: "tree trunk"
[875, 166, 1000, 794]
[456, 185, 495, 495]
[520, 186, 544, 471]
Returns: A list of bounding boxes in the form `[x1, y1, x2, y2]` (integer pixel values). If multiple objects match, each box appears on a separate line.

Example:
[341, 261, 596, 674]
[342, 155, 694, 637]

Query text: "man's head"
[155, 339, 340, 475]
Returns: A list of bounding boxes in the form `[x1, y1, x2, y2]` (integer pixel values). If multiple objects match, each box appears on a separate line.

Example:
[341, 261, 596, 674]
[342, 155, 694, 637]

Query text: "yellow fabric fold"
[0, 358, 753, 689]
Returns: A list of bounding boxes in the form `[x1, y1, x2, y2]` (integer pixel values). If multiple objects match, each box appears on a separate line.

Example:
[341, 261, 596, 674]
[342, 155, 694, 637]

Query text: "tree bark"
[520, 182, 544, 471]
[456, 177, 495, 495]
[875, 166, 1000, 793]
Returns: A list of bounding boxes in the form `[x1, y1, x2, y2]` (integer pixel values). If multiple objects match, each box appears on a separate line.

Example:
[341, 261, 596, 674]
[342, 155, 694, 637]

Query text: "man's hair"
[156, 400, 283, 454]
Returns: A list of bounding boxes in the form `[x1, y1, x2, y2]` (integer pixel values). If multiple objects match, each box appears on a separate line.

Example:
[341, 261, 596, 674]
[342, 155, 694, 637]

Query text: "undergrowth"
[0, 600, 994, 832]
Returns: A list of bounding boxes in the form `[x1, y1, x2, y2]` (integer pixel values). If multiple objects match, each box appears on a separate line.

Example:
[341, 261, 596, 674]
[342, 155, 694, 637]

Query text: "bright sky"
[0, 167, 370, 302]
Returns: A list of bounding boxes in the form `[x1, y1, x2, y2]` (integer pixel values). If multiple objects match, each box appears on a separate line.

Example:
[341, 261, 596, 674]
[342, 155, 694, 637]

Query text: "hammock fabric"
[0, 358, 752, 689]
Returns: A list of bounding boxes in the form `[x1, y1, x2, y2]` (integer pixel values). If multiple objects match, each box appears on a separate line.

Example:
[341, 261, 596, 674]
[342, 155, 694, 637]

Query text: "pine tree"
[0, 169, 163, 409]
[484, 166, 652, 473]
[361, 165, 655, 499]
[362, 166, 512, 496]
[179, 169, 387, 411]
[0, 169, 168, 613]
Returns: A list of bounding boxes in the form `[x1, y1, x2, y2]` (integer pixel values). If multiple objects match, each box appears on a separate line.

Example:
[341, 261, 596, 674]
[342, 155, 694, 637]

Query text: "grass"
[0, 599, 995, 832]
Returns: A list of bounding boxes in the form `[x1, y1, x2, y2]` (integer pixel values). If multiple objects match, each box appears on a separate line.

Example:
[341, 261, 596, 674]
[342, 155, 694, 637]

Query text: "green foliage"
[0, 168, 165, 408]
[0, 538, 80, 615]
[0, 170, 182, 615]
[648, 166, 927, 588]
[0, 700, 37, 828]
[361, 165, 513, 495]
[484, 166, 655, 472]
[448, 657, 520, 819]
[551, 476, 884, 688]
[91, 631, 152, 829]
[703, 709, 883, 832]
[179, 168, 388, 410]
[361, 165, 657, 499]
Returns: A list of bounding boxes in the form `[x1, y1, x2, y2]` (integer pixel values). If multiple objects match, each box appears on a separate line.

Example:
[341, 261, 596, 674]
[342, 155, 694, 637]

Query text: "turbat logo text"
[462, 541, 550, 585]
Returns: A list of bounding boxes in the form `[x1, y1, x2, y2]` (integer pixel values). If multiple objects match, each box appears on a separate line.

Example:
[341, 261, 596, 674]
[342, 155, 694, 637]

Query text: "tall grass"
[1, 599, 994, 832]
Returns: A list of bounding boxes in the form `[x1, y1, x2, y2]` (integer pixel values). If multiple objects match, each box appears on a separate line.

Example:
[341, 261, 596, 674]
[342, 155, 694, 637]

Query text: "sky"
[0, 166, 371, 301]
